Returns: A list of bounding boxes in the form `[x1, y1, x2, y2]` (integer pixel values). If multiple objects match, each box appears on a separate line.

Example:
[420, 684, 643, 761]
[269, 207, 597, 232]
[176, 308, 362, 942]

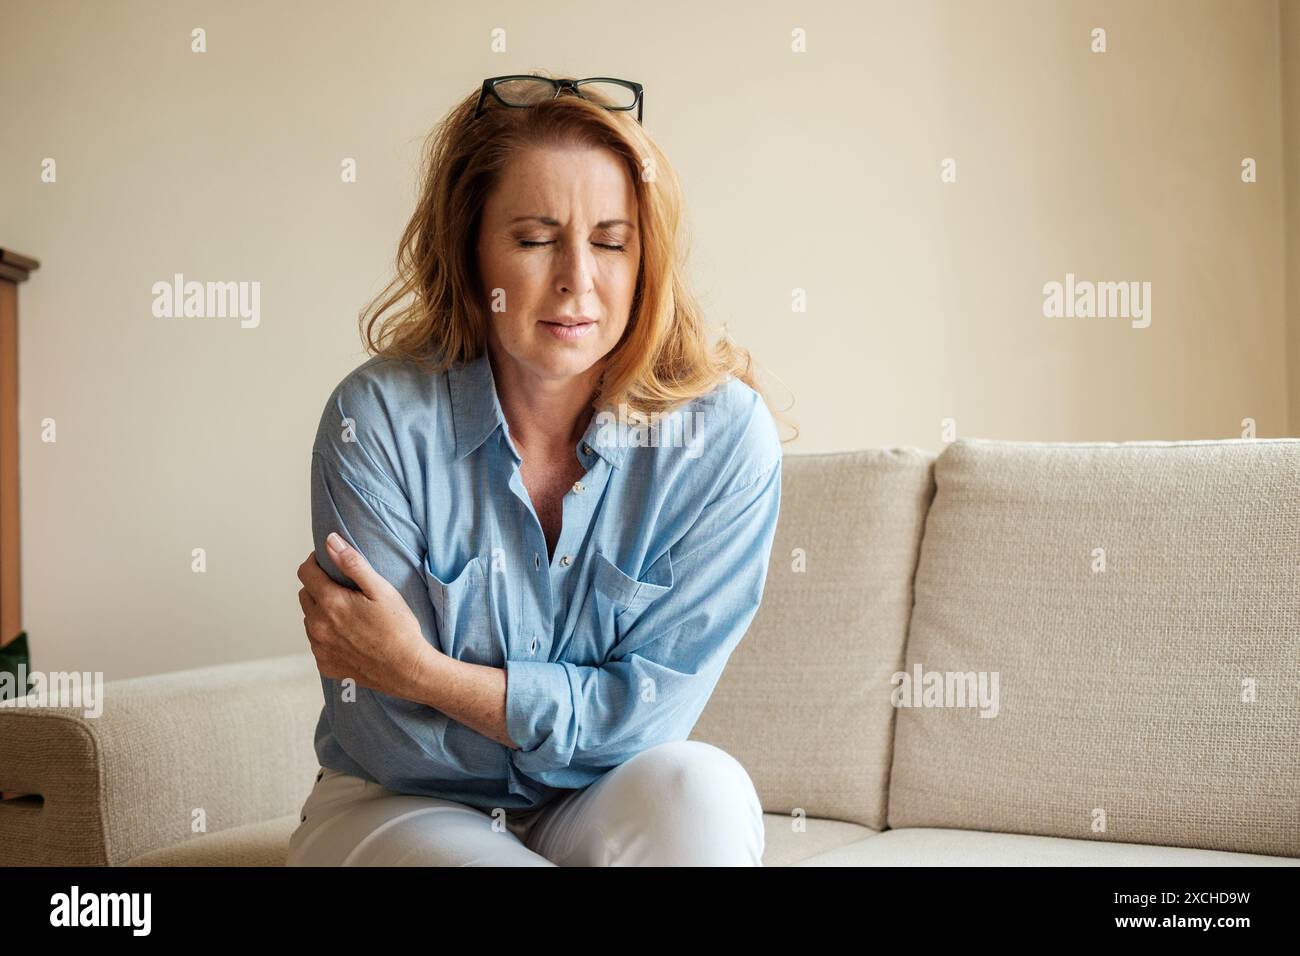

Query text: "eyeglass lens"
[493, 78, 637, 110]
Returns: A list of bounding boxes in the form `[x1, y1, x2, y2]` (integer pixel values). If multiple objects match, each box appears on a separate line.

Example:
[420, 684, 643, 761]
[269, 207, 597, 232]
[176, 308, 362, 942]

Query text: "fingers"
[297, 551, 330, 590]
[297, 550, 354, 616]
[298, 551, 353, 683]
[298, 585, 328, 646]
[324, 532, 389, 601]
[297, 584, 318, 618]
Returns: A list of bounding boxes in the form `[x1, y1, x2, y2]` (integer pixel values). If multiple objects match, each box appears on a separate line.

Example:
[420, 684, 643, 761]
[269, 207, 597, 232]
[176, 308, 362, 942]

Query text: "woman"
[290, 73, 788, 866]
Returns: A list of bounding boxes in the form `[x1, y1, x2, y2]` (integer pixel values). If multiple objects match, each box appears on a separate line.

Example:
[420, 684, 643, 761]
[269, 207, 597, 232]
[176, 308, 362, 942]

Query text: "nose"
[555, 237, 595, 297]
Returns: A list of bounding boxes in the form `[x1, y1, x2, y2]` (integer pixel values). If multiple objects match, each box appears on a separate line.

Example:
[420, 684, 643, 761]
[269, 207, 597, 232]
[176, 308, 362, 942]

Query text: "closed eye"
[518, 240, 626, 252]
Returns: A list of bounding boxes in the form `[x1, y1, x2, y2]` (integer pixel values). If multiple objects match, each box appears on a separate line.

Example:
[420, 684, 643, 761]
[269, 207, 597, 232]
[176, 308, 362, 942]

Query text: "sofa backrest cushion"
[692, 448, 937, 829]
[888, 438, 1300, 857]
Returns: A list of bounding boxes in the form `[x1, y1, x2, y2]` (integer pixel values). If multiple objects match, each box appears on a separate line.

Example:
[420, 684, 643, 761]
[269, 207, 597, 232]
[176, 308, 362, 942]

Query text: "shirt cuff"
[504, 658, 573, 760]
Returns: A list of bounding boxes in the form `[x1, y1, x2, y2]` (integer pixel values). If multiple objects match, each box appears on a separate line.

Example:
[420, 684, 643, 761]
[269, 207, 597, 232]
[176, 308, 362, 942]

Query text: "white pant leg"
[524, 740, 766, 866]
[287, 768, 554, 867]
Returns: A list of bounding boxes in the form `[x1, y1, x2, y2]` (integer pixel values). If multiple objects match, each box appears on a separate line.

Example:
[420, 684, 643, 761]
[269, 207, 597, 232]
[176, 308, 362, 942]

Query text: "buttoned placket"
[501, 430, 610, 662]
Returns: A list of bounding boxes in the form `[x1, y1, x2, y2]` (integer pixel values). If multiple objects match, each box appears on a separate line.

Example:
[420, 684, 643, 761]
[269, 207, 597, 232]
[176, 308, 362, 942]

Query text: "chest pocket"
[567, 550, 675, 666]
[424, 555, 502, 666]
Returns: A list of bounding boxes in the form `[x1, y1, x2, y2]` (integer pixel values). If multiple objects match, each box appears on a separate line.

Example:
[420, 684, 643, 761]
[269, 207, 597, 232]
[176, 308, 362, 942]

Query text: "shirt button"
[534, 552, 541, 570]
[573, 481, 585, 494]
[582, 443, 592, 455]
[559, 555, 571, 567]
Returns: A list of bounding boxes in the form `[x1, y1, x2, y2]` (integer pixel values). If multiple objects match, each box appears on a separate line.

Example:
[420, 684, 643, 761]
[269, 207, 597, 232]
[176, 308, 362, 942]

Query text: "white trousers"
[286, 739, 766, 866]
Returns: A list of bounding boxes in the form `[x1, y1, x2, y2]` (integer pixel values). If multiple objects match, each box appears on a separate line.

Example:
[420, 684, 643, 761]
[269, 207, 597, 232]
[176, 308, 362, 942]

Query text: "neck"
[487, 341, 601, 460]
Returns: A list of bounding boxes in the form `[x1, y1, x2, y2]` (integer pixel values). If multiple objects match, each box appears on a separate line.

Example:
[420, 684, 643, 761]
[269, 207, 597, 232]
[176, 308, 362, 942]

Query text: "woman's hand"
[296, 532, 440, 701]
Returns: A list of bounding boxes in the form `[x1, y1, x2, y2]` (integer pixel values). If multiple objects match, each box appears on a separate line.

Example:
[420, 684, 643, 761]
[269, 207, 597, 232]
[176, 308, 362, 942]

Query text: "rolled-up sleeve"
[505, 455, 782, 785]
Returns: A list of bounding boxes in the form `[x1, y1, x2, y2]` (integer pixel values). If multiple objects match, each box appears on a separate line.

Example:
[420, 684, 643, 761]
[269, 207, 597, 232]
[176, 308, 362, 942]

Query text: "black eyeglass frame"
[473, 75, 644, 124]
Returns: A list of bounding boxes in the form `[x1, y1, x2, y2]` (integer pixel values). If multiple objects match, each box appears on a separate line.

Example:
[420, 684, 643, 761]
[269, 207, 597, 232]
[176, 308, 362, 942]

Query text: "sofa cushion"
[123, 812, 875, 867]
[794, 827, 1300, 866]
[124, 814, 300, 867]
[888, 438, 1300, 857]
[692, 449, 937, 829]
[761, 814, 878, 867]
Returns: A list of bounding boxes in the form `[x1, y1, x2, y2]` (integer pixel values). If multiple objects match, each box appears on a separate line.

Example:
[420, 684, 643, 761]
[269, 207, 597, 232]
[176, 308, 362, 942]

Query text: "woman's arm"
[300, 531, 519, 749]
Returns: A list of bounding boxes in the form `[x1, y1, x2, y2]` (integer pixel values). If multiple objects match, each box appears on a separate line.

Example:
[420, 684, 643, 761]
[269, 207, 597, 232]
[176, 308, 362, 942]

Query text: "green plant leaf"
[0, 631, 32, 701]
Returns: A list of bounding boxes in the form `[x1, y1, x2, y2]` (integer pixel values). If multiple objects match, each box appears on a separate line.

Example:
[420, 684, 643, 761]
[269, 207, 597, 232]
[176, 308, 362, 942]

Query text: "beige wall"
[0, 0, 1294, 679]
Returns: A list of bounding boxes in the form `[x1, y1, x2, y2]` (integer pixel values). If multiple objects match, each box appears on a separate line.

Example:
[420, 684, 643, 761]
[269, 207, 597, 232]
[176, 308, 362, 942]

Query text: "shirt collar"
[447, 350, 629, 470]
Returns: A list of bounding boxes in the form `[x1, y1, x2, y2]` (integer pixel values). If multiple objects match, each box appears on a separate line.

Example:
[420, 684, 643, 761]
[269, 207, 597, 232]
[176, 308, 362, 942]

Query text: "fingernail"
[327, 532, 346, 552]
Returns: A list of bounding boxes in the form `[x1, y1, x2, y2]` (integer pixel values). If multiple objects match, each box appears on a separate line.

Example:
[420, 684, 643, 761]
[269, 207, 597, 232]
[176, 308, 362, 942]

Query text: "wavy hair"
[358, 71, 795, 441]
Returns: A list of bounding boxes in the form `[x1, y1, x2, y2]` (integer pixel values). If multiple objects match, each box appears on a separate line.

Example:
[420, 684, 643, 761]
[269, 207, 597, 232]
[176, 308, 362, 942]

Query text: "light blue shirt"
[309, 349, 783, 812]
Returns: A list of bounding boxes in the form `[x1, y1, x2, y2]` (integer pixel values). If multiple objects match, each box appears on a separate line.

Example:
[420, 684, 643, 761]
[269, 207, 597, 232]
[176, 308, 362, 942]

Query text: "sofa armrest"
[0, 653, 322, 865]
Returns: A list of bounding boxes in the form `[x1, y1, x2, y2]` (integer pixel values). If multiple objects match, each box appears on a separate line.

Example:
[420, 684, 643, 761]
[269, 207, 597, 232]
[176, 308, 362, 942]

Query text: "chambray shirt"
[308, 349, 782, 812]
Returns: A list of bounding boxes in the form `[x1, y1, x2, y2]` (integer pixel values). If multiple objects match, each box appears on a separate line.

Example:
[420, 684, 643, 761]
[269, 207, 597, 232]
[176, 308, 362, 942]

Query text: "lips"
[541, 318, 597, 341]
[542, 317, 597, 327]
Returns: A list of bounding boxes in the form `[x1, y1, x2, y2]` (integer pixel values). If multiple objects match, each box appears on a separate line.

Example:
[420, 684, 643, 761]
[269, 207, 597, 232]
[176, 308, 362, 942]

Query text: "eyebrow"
[507, 215, 636, 229]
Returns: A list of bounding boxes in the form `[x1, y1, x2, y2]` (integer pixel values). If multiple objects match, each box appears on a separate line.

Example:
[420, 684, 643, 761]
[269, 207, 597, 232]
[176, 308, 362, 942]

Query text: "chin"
[530, 335, 611, 375]
[522, 347, 603, 382]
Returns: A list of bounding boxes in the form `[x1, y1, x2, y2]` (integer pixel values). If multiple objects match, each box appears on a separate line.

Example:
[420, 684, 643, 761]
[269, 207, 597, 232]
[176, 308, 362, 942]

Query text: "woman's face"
[476, 144, 641, 385]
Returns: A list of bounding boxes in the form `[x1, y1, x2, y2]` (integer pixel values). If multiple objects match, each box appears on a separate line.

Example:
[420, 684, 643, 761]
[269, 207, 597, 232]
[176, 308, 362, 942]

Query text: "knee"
[627, 740, 753, 800]
[610, 740, 765, 866]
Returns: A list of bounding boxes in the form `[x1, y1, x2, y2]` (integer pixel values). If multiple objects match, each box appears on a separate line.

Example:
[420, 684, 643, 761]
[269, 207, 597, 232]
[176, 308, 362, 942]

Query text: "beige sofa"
[3, 437, 1297, 866]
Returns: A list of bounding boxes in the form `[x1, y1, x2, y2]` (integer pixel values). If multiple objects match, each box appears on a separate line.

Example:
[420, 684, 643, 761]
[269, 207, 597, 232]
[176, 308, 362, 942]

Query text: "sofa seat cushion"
[124, 814, 299, 866]
[123, 812, 876, 866]
[761, 814, 878, 866]
[793, 828, 1300, 866]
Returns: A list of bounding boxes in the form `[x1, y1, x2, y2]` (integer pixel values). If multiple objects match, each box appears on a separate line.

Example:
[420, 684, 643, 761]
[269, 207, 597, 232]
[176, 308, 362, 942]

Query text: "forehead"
[488, 145, 637, 221]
